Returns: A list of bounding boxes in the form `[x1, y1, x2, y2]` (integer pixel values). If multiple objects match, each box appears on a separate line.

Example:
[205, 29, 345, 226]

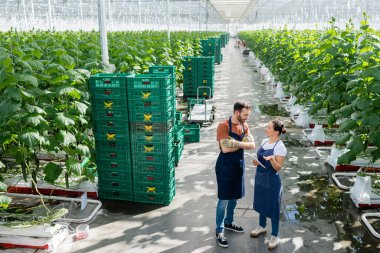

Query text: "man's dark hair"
[233, 101, 251, 113]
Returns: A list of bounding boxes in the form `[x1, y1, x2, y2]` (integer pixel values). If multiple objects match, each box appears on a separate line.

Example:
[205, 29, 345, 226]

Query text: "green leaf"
[19, 131, 41, 146]
[0, 195, 12, 209]
[4, 86, 22, 101]
[371, 148, 380, 162]
[337, 150, 356, 165]
[66, 158, 82, 176]
[336, 133, 351, 145]
[358, 51, 375, 61]
[56, 85, 80, 96]
[346, 79, 362, 90]
[361, 66, 380, 80]
[55, 112, 75, 126]
[14, 73, 38, 87]
[76, 68, 91, 78]
[362, 114, 380, 129]
[75, 144, 90, 156]
[0, 182, 7, 192]
[0, 54, 13, 68]
[339, 119, 357, 131]
[60, 54, 75, 68]
[328, 114, 336, 126]
[327, 91, 341, 104]
[348, 138, 365, 155]
[25, 104, 47, 115]
[0, 99, 21, 119]
[73, 101, 88, 115]
[58, 130, 76, 146]
[369, 132, 380, 147]
[0, 161, 5, 169]
[338, 104, 354, 117]
[26, 114, 47, 126]
[43, 162, 63, 184]
[26, 60, 44, 71]
[353, 97, 372, 110]
[369, 83, 380, 93]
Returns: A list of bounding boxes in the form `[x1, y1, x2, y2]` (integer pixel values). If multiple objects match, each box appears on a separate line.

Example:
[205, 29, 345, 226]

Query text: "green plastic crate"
[174, 125, 184, 142]
[133, 140, 174, 155]
[98, 177, 133, 191]
[127, 74, 171, 89]
[133, 157, 175, 174]
[133, 151, 174, 166]
[98, 169, 132, 180]
[93, 119, 129, 132]
[128, 108, 174, 123]
[95, 140, 131, 152]
[183, 124, 200, 142]
[127, 87, 171, 101]
[130, 121, 173, 133]
[99, 189, 133, 201]
[133, 190, 175, 205]
[128, 97, 174, 113]
[131, 129, 173, 144]
[133, 179, 175, 195]
[133, 169, 175, 185]
[96, 149, 131, 161]
[96, 158, 132, 171]
[89, 73, 129, 100]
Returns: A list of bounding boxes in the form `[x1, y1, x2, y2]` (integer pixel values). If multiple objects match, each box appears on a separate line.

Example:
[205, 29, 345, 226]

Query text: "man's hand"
[242, 134, 254, 142]
[221, 138, 240, 148]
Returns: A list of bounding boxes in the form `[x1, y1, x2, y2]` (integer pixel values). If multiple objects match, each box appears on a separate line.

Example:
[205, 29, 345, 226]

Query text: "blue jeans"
[215, 199, 237, 234]
[259, 214, 279, 236]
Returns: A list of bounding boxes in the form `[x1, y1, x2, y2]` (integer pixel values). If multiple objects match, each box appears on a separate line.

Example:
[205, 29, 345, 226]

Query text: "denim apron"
[215, 117, 245, 200]
[253, 140, 282, 220]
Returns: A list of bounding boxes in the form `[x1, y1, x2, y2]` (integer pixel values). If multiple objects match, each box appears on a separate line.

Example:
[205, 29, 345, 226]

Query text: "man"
[215, 101, 255, 248]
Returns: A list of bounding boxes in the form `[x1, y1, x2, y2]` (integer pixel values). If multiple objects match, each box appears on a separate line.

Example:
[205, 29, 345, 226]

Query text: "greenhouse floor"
[5, 39, 380, 253]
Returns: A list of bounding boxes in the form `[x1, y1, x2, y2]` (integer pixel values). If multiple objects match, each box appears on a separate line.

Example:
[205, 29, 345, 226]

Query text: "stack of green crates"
[127, 74, 175, 205]
[220, 33, 226, 48]
[197, 56, 215, 98]
[182, 56, 215, 99]
[173, 125, 184, 166]
[183, 56, 198, 98]
[201, 38, 222, 64]
[149, 65, 176, 111]
[89, 73, 133, 201]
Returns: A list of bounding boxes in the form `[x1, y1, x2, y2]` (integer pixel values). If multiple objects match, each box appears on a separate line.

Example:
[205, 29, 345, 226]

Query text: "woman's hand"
[263, 155, 274, 161]
[253, 159, 258, 166]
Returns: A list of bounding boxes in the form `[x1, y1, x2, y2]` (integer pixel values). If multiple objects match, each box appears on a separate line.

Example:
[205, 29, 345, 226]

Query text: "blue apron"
[253, 140, 282, 220]
[215, 117, 245, 200]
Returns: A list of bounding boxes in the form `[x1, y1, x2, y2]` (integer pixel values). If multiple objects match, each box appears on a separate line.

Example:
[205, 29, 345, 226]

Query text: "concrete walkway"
[5, 39, 380, 253]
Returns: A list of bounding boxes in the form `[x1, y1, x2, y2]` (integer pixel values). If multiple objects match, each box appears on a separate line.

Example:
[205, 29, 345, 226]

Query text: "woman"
[251, 120, 287, 250]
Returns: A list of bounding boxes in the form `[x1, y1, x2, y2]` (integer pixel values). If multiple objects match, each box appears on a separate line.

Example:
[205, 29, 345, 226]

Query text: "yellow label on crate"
[144, 113, 152, 122]
[141, 92, 151, 99]
[188, 67, 192, 71]
[106, 133, 116, 140]
[145, 136, 153, 141]
[145, 125, 153, 132]
[203, 80, 207, 84]
[203, 92, 207, 96]
[144, 146, 154, 152]
[104, 101, 113, 109]
[147, 186, 156, 193]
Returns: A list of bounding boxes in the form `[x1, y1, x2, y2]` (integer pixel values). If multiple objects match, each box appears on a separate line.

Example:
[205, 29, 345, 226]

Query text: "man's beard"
[238, 114, 245, 123]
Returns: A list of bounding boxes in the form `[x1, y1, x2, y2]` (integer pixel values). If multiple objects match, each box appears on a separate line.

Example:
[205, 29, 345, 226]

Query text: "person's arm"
[220, 141, 240, 153]
[220, 139, 255, 152]
[263, 155, 285, 171]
